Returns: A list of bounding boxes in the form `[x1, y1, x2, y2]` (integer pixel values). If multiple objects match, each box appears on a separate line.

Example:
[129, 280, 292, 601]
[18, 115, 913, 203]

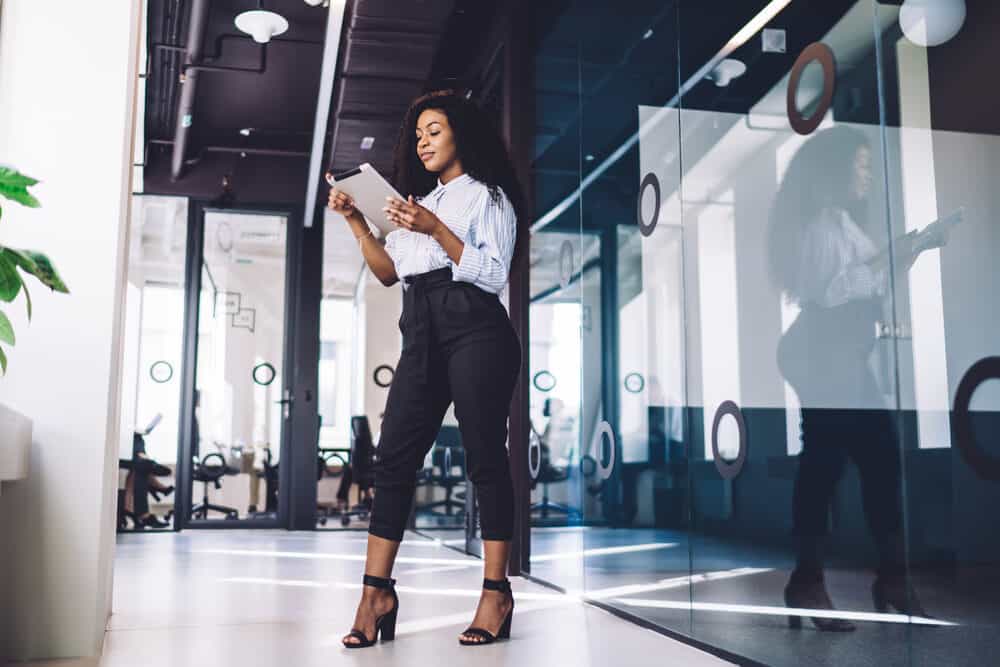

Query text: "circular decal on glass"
[595, 420, 616, 481]
[559, 240, 574, 290]
[624, 372, 645, 394]
[532, 370, 557, 393]
[711, 400, 747, 480]
[787, 42, 836, 136]
[149, 361, 174, 384]
[252, 362, 276, 386]
[637, 172, 661, 237]
[373, 364, 395, 388]
[528, 429, 542, 481]
[952, 357, 1000, 481]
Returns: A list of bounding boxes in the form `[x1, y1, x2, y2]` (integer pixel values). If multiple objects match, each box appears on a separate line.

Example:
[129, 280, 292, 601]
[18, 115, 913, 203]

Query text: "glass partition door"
[181, 207, 295, 527]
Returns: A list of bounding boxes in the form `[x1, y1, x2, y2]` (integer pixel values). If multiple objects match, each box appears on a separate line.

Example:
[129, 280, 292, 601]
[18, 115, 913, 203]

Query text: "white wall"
[0, 0, 141, 661]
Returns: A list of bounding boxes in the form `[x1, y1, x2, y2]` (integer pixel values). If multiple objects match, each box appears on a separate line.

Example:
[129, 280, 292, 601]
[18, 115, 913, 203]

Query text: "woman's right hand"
[327, 181, 359, 219]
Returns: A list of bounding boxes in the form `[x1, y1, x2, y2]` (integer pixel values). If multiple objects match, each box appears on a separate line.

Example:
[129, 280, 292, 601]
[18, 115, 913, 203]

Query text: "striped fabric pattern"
[383, 173, 517, 294]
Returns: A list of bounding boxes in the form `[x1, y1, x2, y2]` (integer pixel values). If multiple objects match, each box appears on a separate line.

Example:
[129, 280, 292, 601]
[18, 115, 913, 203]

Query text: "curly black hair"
[767, 125, 871, 301]
[392, 89, 528, 262]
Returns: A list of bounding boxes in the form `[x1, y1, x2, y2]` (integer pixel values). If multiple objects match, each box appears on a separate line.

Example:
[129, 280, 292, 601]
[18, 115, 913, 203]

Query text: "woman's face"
[415, 108, 458, 174]
[851, 144, 872, 201]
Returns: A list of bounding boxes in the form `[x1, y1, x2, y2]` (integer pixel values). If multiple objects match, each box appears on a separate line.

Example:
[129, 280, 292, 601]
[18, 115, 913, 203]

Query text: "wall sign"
[232, 307, 255, 332]
[787, 42, 836, 136]
[213, 291, 241, 318]
[952, 357, 1000, 481]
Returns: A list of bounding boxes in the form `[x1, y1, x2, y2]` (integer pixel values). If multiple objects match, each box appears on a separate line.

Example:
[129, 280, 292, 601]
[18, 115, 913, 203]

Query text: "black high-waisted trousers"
[368, 267, 521, 542]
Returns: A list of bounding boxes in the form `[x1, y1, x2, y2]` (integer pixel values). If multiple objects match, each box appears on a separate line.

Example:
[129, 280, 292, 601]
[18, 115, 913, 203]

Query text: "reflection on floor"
[530, 526, 995, 667]
[86, 530, 731, 667]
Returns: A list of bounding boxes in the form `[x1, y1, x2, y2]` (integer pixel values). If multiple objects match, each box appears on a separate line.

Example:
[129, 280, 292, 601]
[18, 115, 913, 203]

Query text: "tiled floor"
[61, 530, 732, 667]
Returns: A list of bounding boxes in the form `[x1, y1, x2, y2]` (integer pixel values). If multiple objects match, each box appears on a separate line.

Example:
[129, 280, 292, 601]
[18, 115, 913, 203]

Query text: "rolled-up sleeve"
[452, 188, 517, 293]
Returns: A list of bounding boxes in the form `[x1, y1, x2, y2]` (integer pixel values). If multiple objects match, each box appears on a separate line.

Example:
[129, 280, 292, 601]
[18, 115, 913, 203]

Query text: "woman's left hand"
[383, 196, 442, 236]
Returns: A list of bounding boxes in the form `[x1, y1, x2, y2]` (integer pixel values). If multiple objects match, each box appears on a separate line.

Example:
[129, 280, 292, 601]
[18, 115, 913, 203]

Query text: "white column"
[0, 0, 142, 660]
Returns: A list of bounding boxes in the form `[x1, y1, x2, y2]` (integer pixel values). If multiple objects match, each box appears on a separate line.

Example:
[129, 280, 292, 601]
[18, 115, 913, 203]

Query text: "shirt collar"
[435, 172, 474, 190]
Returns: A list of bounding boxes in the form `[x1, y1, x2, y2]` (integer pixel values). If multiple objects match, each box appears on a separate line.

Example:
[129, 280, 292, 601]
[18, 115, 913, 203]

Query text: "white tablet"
[326, 163, 404, 236]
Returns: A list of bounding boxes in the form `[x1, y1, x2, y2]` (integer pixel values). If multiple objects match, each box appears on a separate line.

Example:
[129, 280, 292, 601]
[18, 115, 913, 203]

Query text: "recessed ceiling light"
[585, 154, 595, 162]
[762, 28, 786, 53]
[235, 9, 289, 44]
[240, 128, 253, 136]
[708, 58, 747, 87]
[642, 29, 654, 40]
[360, 136, 375, 150]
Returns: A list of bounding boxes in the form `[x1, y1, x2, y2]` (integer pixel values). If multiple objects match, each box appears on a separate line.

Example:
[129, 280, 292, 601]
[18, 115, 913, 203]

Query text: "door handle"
[275, 389, 293, 419]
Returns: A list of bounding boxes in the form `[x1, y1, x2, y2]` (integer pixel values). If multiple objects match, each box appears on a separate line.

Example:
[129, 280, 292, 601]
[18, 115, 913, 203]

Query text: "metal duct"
[170, 0, 211, 181]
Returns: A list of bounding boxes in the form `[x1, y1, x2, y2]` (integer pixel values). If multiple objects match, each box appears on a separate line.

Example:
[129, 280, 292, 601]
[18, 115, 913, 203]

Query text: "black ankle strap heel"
[459, 578, 514, 646]
[363, 574, 396, 590]
[343, 574, 399, 649]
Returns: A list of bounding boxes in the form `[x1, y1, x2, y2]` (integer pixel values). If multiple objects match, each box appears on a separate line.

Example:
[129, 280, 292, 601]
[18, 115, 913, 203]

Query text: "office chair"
[416, 425, 466, 517]
[530, 399, 580, 520]
[323, 416, 375, 527]
[191, 452, 239, 519]
[531, 441, 579, 520]
[316, 414, 354, 526]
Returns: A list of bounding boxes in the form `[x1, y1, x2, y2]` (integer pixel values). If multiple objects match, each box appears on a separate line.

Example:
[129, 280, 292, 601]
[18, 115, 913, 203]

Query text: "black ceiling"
[529, 0, 882, 234]
[140, 0, 487, 205]
[139, 0, 896, 224]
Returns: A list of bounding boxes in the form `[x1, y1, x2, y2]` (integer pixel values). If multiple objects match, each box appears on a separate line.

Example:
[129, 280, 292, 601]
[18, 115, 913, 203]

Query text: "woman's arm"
[447, 190, 516, 292]
[329, 186, 398, 286]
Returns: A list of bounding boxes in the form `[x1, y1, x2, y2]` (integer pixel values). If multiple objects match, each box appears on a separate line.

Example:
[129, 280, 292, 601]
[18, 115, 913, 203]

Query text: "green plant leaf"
[0, 255, 21, 302]
[0, 182, 41, 208]
[0, 167, 39, 189]
[20, 251, 68, 293]
[0, 344, 6, 375]
[3, 248, 39, 275]
[0, 166, 41, 208]
[20, 278, 32, 320]
[0, 310, 14, 346]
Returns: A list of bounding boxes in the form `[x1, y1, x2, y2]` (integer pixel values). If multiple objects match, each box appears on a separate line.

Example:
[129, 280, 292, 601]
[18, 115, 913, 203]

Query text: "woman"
[327, 90, 526, 648]
[769, 126, 926, 631]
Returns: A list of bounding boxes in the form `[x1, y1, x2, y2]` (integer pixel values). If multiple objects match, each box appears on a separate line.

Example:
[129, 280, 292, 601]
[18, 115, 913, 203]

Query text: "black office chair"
[191, 452, 239, 519]
[316, 415, 354, 526]
[530, 400, 580, 520]
[531, 442, 579, 519]
[322, 416, 375, 527]
[416, 425, 466, 517]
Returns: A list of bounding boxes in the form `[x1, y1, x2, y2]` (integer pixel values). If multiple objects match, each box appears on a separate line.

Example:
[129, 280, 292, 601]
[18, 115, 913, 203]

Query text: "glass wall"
[528, 1, 1000, 664]
[191, 210, 289, 521]
[117, 195, 189, 530]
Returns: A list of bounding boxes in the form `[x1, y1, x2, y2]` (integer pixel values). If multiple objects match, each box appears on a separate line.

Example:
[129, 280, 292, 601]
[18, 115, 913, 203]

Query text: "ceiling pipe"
[171, 0, 211, 181]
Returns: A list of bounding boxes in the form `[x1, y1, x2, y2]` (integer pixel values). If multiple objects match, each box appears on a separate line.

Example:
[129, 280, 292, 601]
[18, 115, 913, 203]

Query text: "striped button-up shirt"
[383, 172, 517, 294]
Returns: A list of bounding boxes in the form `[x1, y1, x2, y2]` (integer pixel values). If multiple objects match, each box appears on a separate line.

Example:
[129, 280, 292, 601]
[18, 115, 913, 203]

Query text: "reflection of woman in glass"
[769, 126, 926, 631]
